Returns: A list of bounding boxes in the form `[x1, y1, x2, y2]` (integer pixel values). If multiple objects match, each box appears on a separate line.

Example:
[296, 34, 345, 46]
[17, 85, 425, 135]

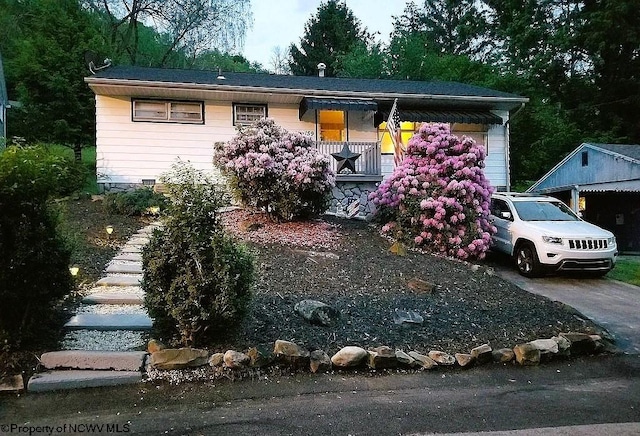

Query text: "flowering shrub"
[214, 119, 335, 221]
[369, 123, 495, 260]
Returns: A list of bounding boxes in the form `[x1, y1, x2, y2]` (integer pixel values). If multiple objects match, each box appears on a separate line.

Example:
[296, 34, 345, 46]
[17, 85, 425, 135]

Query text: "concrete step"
[64, 313, 152, 331]
[120, 246, 142, 254]
[40, 350, 147, 371]
[82, 292, 144, 305]
[113, 253, 143, 262]
[127, 237, 150, 246]
[105, 263, 143, 274]
[28, 370, 142, 392]
[96, 275, 142, 286]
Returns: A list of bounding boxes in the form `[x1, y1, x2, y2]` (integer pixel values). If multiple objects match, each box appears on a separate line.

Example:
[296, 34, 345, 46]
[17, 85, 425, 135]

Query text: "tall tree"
[288, 0, 371, 77]
[0, 0, 103, 151]
[578, 0, 640, 142]
[82, 0, 253, 67]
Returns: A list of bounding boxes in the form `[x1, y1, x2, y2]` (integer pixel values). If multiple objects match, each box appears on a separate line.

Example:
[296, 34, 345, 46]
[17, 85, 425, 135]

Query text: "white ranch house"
[85, 66, 527, 217]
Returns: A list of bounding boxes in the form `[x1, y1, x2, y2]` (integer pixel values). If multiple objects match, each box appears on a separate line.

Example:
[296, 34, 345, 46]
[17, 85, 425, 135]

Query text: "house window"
[377, 122, 488, 154]
[234, 103, 267, 125]
[582, 151, 589, 166]
[132, 100, 203, 123]
[319, 110, 345, 141]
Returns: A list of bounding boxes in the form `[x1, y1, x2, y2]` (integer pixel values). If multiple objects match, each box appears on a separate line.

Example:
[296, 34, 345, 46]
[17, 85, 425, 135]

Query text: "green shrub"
[142, 162, 255, 346]
[103, 187, 168, 216]
[0, 146, 75, 348]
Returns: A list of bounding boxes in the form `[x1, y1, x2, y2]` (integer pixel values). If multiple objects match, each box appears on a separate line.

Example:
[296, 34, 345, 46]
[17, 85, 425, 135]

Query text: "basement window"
[132, 100, 204, 124]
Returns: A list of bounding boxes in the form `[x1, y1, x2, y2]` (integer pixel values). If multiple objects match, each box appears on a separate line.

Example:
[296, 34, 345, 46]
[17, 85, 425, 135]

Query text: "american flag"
[386, 99, 404, 167]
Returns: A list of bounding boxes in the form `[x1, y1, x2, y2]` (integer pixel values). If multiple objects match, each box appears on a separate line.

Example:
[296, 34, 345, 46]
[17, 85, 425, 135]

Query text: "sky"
[242, 0, 410, 69]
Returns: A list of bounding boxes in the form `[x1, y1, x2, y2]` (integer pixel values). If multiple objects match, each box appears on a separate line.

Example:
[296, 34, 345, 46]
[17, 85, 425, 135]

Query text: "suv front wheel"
[515, 241, 541, 277]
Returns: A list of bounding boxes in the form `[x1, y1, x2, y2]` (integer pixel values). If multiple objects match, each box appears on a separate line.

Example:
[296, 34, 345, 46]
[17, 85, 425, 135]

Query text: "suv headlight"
[542, 236, 563, 244]
[607, 237, 616, 247]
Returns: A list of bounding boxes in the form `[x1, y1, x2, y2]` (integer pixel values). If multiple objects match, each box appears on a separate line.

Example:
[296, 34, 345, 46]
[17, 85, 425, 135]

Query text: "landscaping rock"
[408, 351, 437, 370]
[471, 344, 493, 364]
[492, 348, 515, 363]
[331, 346, 368, 368]
[552, 335, 572, 357]
[395, 350, 416, 366]
[367, 346, 397, 369]
[147, 339, 166, 354]
[560, 332, 599, 356]
[529, 338, 559, 360]
[513, 343, 541, 366]
[393, 309, 424, 325]
[0, 375, 24, 393]
[455, 353, 475, 368]
[246, 345, 274, 367]
[294, 300, 340, 326]
[224, 350, 250, 369]
[208, 353, 225, 367]
[273, 340, 310, 369]
[150, 348, 209, 370]
[428, 350, 456, 366]
[310, 350, 331, 373]
[407, 278, 435, 294]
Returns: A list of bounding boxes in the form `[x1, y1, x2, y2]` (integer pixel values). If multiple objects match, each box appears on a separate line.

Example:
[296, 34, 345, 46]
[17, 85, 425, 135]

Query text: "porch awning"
[299, 97, 378, 118]
[376, 109, 503, 126]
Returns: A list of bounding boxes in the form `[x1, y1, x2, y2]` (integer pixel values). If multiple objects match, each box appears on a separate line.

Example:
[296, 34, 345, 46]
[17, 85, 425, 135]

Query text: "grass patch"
[608, 256, 640, 287]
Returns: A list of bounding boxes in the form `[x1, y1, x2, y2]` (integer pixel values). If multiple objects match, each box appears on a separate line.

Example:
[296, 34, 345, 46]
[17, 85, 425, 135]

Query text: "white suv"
[489, 193, 617, 277]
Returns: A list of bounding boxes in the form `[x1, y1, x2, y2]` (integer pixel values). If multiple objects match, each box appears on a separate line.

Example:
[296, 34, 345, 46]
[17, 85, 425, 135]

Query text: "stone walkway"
[28, 222, 161, 392]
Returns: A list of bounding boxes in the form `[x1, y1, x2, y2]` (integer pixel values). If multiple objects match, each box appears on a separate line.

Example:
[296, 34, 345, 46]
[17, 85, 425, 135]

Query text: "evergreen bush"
[0, 146, 75, 348]
[103, 187, 168, 216]
[142, 162, 254, 346]
[369, 123, 496, 260]
[214, 119, 335, 221]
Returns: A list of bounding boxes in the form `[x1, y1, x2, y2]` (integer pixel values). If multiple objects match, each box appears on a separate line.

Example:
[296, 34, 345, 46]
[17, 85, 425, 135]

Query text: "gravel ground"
[218, 210, 602, 356]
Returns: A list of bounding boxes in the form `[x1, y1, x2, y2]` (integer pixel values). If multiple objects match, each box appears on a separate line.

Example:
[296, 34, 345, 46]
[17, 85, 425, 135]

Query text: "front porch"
[315, 141, 382, 181]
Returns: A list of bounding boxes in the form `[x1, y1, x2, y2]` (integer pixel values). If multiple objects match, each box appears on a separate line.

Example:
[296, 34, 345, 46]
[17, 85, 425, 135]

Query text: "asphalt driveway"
[488, 253, 640, 354]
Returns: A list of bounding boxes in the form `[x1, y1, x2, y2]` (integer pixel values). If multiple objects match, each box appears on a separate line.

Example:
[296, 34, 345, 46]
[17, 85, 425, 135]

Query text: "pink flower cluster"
[214, 119, 335, 221]
[369, 123, 496, 260]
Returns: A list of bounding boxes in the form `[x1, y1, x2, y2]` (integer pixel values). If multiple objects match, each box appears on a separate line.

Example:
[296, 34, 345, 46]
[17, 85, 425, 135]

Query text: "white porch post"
[570, 185, 580, 213]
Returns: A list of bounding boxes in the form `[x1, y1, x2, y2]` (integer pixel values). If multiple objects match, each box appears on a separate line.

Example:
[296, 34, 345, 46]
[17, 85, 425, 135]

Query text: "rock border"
[142, 332, 616, 384]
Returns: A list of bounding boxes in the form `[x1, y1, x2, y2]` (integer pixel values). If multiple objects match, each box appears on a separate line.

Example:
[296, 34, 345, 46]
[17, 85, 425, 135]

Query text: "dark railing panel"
[315, 141, 381, 176]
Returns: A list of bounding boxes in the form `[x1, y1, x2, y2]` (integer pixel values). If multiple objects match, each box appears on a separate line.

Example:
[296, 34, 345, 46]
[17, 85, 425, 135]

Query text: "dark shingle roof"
[588, 143, 640, 162]
[89, 66, 525, 101]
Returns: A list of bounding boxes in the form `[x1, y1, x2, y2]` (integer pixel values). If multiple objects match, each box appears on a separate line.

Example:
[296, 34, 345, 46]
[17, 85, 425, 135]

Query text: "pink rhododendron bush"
[369, 123, 496, 260]
[214, 119, 335, 221]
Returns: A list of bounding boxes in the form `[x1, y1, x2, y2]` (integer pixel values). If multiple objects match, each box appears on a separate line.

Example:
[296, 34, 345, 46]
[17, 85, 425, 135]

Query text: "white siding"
[95, 97, 318, 185]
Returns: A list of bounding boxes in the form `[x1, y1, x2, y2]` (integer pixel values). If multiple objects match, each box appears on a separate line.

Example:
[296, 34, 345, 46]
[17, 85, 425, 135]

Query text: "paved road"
[490, 255, 640, 354]
[3, 356, 639, 435]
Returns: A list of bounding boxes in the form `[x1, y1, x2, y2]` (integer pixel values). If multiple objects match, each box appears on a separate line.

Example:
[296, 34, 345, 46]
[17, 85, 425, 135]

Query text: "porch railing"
[315, 141, 381, 176]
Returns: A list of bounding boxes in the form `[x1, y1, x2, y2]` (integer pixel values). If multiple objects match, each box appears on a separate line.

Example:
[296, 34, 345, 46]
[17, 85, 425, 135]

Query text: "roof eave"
[85, 77, 529, 108]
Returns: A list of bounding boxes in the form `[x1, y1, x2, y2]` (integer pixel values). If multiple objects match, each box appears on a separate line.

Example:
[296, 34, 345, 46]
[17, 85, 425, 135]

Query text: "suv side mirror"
[500, 211, 512, 220]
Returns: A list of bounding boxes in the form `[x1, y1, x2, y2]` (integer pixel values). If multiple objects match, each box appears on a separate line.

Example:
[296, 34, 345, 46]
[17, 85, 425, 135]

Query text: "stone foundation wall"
[328, 180, 380, 221]
[98, 182, 145, 194]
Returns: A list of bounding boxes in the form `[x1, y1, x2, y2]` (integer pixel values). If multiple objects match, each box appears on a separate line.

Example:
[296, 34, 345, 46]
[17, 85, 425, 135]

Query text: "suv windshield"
[513, 200, 580, 221]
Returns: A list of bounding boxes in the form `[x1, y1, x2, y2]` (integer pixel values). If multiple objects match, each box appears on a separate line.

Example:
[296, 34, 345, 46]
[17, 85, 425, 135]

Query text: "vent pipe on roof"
[317, 62, 326, 77]
[216, 67, 225, 80]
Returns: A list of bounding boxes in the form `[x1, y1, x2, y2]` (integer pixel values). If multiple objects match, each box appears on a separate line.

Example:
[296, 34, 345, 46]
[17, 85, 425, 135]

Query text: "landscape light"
[106, 225, 114, 235]
[69, 265, 80, 276]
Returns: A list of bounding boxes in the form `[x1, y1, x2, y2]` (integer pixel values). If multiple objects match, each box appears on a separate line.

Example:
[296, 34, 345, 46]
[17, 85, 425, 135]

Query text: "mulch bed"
[220, 209, 601, 355]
